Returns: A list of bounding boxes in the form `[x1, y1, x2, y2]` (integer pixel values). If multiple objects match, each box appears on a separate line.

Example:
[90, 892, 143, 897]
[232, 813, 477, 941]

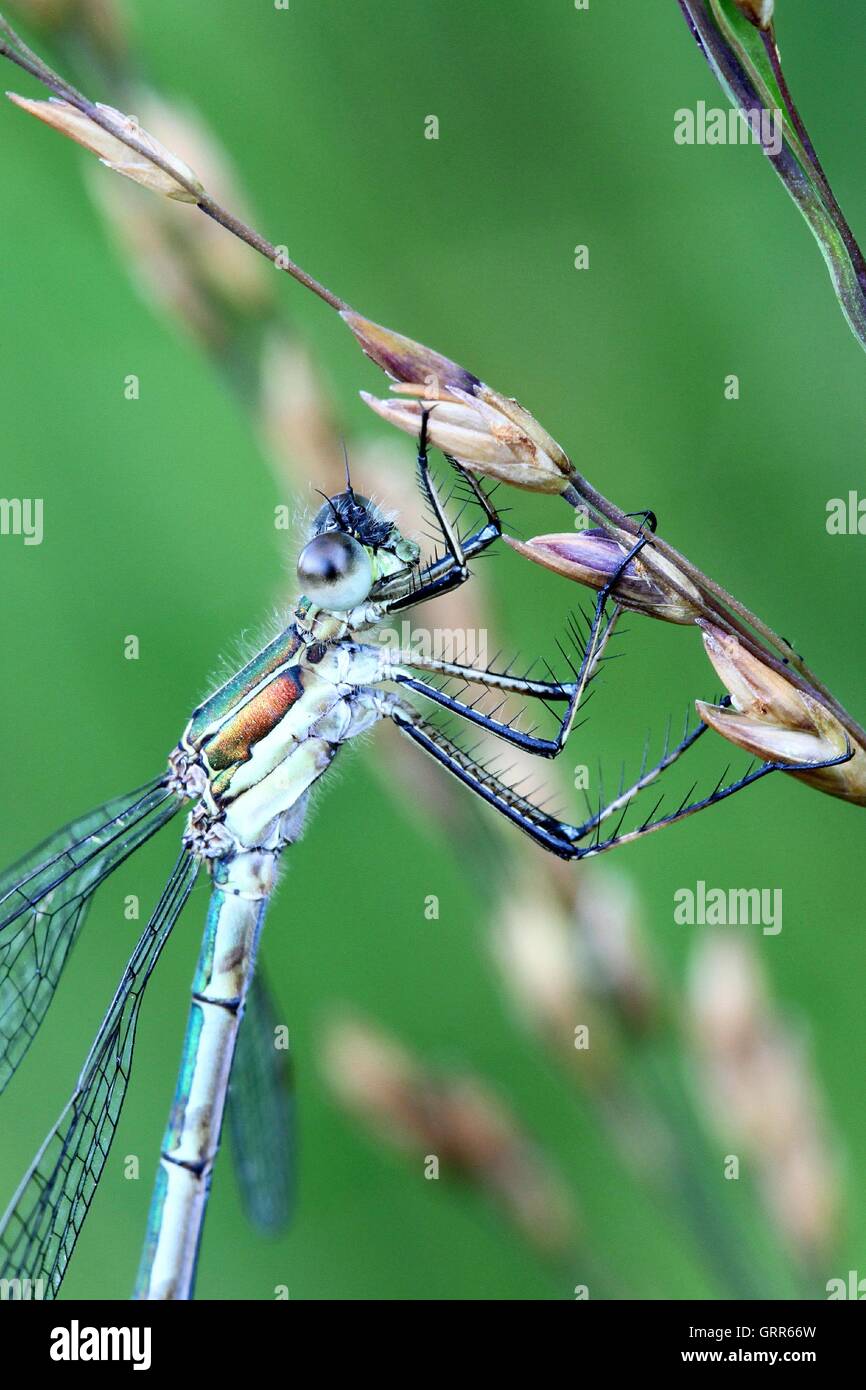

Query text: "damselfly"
[0, 421, 837, 1300]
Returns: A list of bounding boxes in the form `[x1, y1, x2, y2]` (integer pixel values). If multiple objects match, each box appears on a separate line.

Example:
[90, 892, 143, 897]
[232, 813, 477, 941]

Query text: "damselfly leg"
[370, 411, 502, 609]
[389, 698, 852, 860]
[378, 485, 829, 857]
[371, 412, 643, 755]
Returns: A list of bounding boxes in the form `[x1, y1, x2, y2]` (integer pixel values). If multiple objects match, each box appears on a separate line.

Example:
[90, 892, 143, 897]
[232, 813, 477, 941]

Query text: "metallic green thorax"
[172, 587, 398, 861]
[185, 617, 308, 750]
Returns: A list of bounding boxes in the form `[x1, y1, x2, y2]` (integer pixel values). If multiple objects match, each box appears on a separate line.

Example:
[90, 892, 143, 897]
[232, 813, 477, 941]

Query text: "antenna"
[341, 438, 356, 501]
[315, 488, 343, 528]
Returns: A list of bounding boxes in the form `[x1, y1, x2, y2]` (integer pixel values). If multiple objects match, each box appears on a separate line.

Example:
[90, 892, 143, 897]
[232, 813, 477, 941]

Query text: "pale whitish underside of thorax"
[173, 637, 390, 857]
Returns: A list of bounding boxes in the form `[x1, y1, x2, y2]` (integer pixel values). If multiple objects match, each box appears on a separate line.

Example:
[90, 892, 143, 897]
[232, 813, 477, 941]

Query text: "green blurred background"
[0, 0, 864, 1300]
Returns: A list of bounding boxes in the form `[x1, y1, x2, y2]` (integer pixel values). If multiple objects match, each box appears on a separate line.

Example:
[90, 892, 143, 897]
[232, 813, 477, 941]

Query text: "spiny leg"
[378, 475, 658, 755]
[444, 509, 661, 754]
[575, 741, 854, 855]
[566, 706, 850, 853]
[393, 511, 658, 757]
[379, 601, 622, 758]
[411, 409, 468, 569]
[388, 699, 582, 856]
[572, 509, 656, 701]
[382, 470, 500, 609]
[373, 411, 502, 611]
[388, 699, 851, 861]
[385, 667, 578, 756]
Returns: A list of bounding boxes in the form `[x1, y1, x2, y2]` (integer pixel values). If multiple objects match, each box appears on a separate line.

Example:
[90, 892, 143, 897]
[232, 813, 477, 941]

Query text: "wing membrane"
[0, 853, 198, 1297]
[228, 966, 295, 1233]
[0, 779, 182, 1092]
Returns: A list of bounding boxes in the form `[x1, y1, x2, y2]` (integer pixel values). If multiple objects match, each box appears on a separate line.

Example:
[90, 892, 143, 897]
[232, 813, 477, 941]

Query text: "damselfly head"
[310, 489, 393, 548]
[297, 489, 419, 612]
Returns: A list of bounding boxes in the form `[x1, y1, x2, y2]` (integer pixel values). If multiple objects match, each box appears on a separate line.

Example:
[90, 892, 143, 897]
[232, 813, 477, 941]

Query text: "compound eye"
[296, 531, 373, 611]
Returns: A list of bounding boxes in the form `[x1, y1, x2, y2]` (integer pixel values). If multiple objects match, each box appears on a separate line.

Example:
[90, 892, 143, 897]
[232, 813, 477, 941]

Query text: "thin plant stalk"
[3, 13, 863, 757]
